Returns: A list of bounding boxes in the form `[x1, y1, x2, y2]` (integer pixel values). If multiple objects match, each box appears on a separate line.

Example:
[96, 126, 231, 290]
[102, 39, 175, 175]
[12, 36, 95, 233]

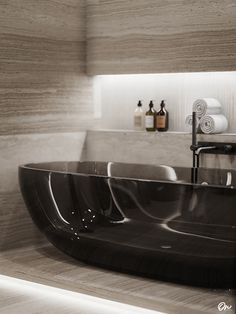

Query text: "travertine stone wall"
[0, 0, 93, 250]
[86, 0, 236, 74]
[0, 0, 94, 135]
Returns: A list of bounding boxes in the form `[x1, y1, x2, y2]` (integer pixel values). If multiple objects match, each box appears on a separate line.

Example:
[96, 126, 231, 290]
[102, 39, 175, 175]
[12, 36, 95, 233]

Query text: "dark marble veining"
[19, 161, 236, 288]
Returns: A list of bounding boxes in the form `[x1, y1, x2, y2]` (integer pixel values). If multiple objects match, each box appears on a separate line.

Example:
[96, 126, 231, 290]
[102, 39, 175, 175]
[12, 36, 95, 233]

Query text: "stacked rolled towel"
[200, 114, 228, 134]
[189, 98, 228, 134]
[193, 98, 222, 118]
[185, 114, 201, 132]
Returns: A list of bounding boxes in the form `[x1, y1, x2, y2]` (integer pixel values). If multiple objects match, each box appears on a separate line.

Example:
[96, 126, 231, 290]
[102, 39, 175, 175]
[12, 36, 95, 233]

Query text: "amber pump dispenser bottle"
[145, 100, 156, 131]
[156, 100, 169, 131]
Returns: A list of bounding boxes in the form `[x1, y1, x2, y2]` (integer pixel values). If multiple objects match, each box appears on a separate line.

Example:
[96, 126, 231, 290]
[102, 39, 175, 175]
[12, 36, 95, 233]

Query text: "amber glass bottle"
[156, 100, 168, 131]
[145, 100, 156, 131]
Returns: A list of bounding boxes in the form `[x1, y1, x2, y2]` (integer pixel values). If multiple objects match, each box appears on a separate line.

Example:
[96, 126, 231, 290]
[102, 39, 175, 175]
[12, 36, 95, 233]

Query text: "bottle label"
[134, 115, 142, 127]
[156, 116, 166, 128]
[145, 116, 154, 128]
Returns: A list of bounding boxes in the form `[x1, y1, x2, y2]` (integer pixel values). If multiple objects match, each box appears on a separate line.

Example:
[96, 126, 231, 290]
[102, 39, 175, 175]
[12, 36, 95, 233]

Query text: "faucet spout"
[195, 146, 216, 155]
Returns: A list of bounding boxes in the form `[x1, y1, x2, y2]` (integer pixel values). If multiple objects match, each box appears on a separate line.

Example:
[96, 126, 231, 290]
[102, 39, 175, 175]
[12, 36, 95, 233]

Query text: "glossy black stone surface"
[19, 162, 236, 288]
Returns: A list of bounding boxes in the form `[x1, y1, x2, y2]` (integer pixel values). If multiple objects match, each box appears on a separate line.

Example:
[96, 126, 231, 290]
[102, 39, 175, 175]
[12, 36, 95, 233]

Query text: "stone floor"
[0, 243, 235, 314]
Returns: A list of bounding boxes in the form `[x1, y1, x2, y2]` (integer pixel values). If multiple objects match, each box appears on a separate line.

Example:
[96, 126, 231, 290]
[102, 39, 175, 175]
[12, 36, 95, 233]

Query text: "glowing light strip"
[0, 275, 164, 314]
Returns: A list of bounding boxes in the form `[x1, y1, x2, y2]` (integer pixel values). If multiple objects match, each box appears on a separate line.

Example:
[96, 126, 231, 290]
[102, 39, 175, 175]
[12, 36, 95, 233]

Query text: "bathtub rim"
[19, 161, 236, 190]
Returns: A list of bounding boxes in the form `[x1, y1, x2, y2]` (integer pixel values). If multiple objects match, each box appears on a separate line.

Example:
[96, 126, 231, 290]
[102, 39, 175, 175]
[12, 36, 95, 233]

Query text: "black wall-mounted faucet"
[190, 111, 236, 184]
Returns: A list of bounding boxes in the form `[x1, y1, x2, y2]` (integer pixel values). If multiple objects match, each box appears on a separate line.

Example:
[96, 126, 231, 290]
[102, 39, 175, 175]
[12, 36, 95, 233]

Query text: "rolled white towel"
[185, 114, 201, 132]
[200, 114, 228, 134]
[193, 98, 222, 118]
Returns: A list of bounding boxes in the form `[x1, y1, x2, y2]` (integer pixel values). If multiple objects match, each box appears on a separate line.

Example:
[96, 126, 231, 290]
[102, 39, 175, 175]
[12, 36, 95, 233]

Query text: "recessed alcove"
[92, 71, 236, 133]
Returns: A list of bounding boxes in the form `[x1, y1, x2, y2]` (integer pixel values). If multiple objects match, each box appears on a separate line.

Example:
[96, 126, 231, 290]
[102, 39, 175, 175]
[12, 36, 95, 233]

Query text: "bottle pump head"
[137, 100, 142, 107]
[149, 100, 154, 108]
[160, 100, 165, 107]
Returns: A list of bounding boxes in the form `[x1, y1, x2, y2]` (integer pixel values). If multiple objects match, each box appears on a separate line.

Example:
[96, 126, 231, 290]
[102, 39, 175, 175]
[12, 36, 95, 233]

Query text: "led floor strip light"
[0, 275, 165, 314]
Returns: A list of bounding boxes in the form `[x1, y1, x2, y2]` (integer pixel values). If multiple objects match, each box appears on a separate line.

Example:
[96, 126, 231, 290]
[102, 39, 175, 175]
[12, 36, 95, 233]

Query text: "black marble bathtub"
[19, 162, 236, 288]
